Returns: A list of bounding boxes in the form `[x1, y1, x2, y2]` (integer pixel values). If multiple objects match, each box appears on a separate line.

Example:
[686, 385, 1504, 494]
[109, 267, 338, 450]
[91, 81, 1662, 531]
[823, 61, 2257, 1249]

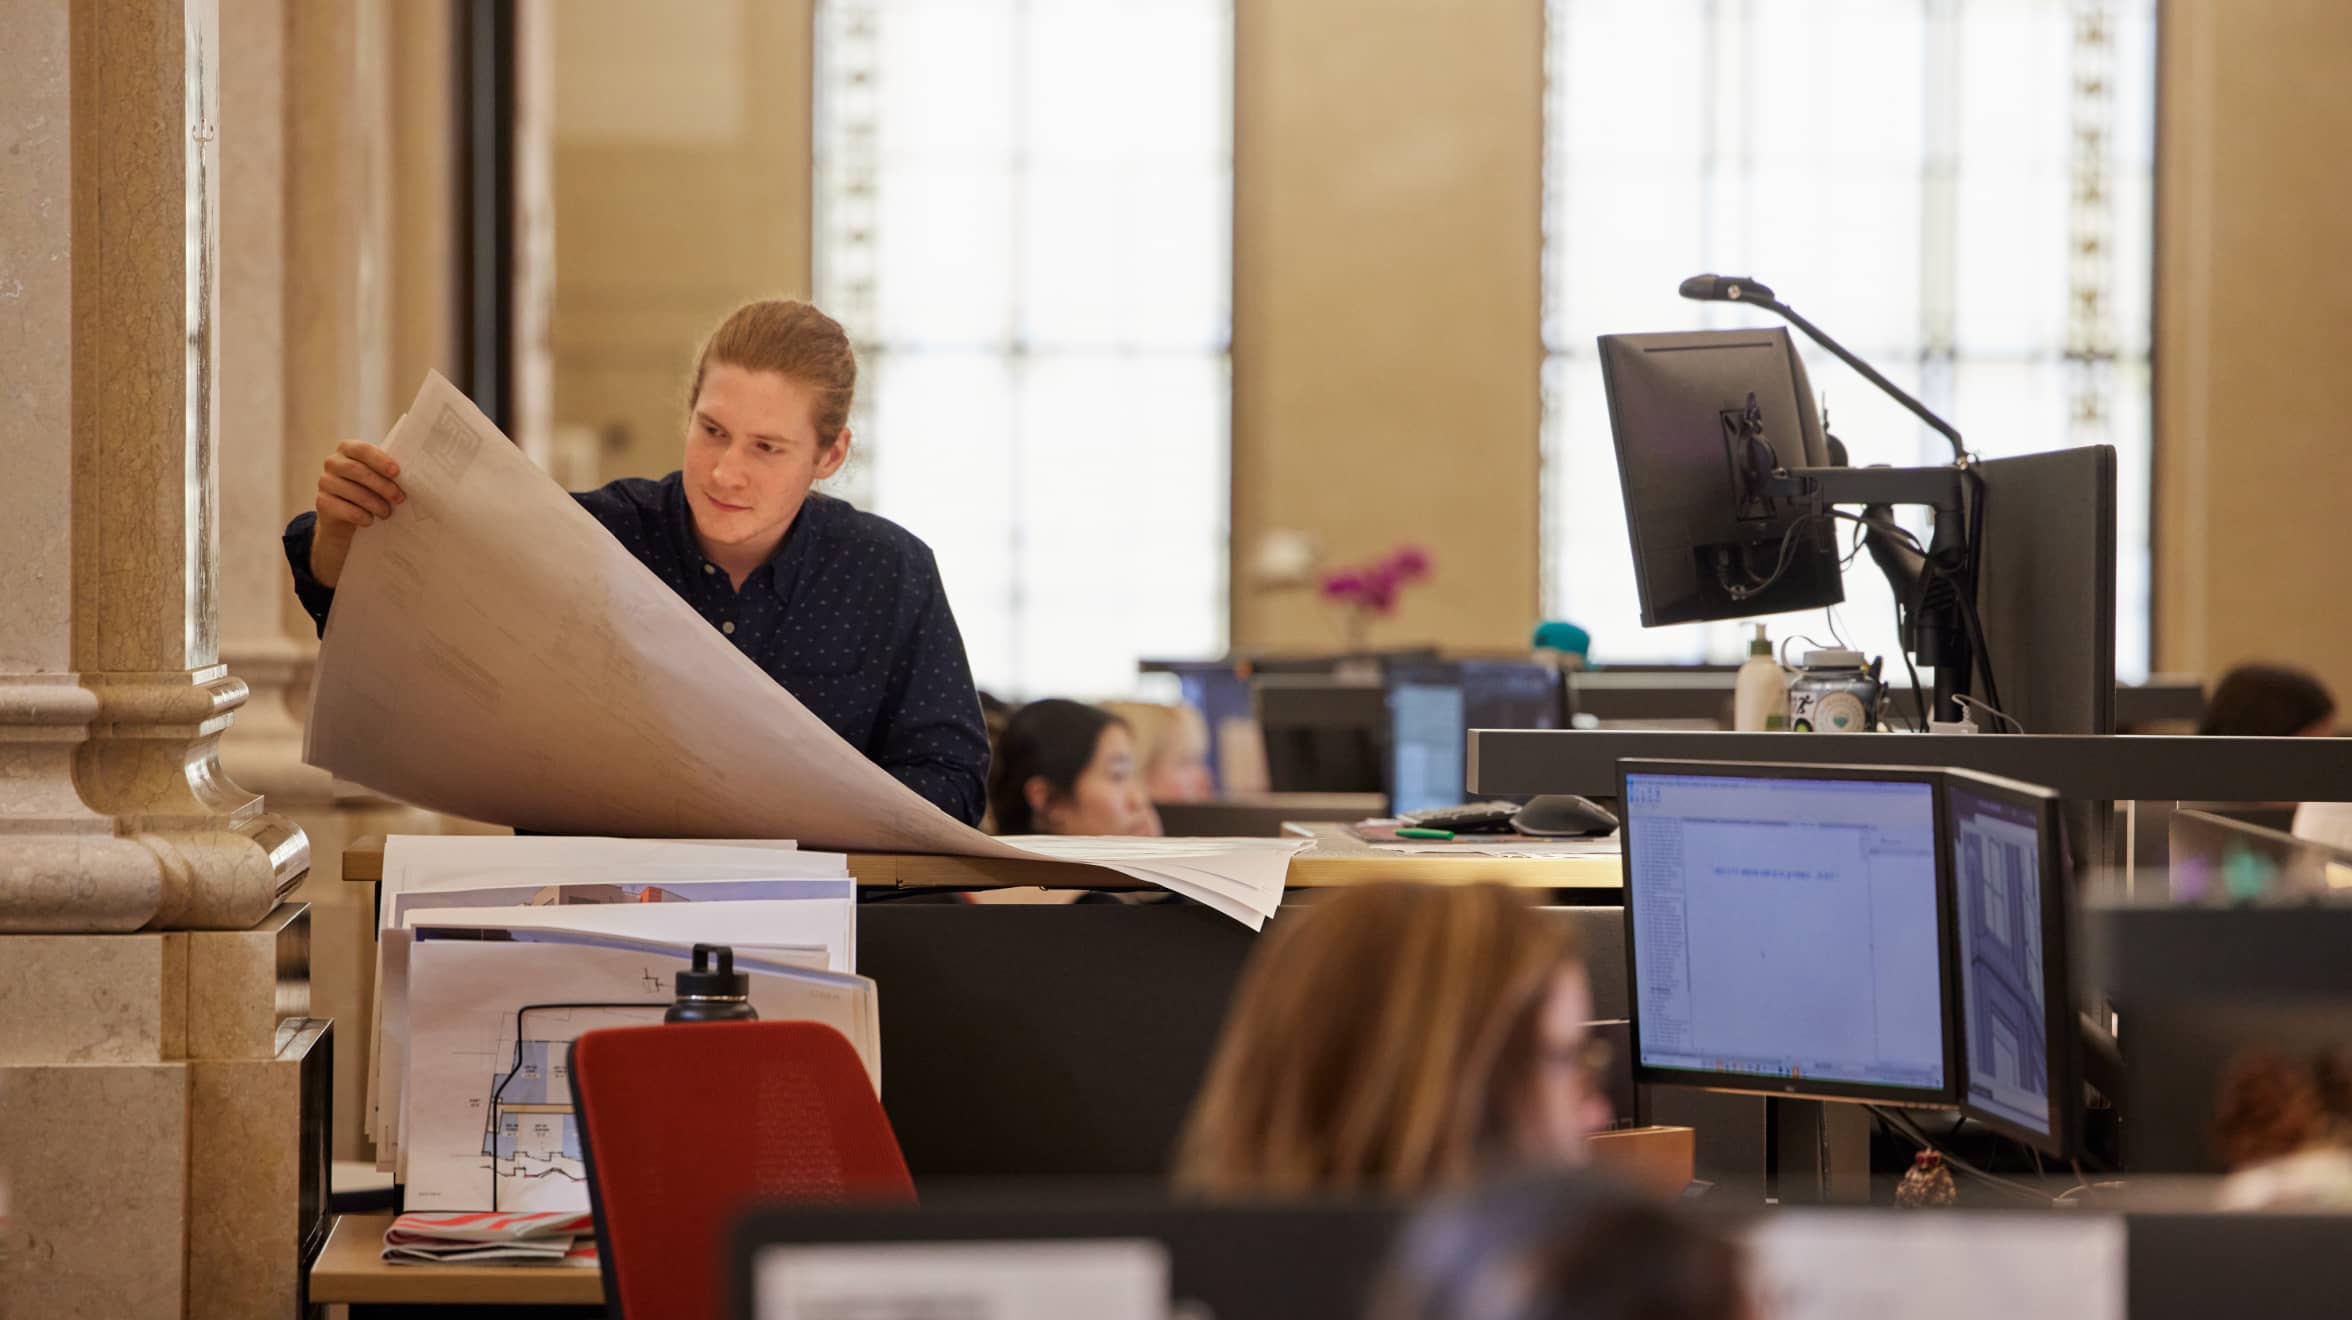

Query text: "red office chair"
[568, 1020, 914, 1320]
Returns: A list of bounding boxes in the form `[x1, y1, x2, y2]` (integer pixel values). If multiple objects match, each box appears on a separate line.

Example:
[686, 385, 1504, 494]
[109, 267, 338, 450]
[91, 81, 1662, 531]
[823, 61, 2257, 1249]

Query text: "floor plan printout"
[308, 373, 1293, 927]
[375, 893, 849, 1174]
[401, 931, 878, 1212]
[364, 835, 854, 1159]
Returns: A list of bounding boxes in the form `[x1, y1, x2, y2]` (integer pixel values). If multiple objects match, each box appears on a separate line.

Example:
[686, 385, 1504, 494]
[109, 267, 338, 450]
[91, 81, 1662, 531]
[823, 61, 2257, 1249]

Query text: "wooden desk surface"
[340, 826, 1623, 893]
[310, 1212, 604, 1306]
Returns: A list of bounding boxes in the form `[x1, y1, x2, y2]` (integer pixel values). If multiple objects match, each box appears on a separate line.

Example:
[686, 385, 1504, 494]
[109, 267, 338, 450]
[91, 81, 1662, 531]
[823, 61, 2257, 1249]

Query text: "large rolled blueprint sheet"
[305, 373, 1296, 925]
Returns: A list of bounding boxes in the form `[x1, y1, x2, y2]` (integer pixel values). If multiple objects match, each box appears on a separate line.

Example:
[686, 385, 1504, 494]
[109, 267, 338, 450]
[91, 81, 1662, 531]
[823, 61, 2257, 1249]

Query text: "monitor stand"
[1763, 1097, 1872, 1205]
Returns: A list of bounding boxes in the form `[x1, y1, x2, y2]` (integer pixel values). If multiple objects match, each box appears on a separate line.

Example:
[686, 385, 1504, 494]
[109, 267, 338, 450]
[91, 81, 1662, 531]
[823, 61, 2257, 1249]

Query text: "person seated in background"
[2198, 663, 2337, 737]
[985, 699, 1160, 836]
[1369, 1170, 1751, 1320]
[1099, 700, 1216, 802]
[2212, 1048, 2352, 1209]
[1175, 882, 1608, 1196]
[2194, 663, 2348, 841]
[975, 689, 1013, 747]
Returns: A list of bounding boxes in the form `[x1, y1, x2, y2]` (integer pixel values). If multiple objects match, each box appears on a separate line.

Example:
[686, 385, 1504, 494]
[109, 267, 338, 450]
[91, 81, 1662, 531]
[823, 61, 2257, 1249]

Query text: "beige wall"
[536, 0, 2352, 695]
[2156, 0, 2352, 705]
[541, 0, 1544, 658]
[389, 1, 460, 416]
[549, 0, 815, 486]
[1229, 0, 1546, 655]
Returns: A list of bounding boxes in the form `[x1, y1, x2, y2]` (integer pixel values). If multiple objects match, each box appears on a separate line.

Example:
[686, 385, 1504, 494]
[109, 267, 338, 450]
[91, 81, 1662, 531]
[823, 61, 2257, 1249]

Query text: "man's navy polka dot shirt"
[284, 471, 991, 825]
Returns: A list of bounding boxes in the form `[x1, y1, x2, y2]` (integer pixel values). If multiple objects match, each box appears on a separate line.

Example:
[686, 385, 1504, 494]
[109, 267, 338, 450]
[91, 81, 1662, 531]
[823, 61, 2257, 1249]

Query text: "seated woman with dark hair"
[1371, 1171, 1752, 1320]
[985, 698, 1159, 836]
[2199, 663, 2337, 737]
[2194, 663, 2348, 841]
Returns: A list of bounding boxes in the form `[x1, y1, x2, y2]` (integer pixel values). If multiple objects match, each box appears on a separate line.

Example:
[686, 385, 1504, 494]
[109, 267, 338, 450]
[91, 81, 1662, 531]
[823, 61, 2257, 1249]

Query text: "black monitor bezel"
[1943, 768, 2078, 1158]
[1596, 328, 1845, 628]
[1252, 676, 1388, 796]
[1616, 757, 1961, 1108]
[1382, 661, 1566, 814]
[1382, 661, 1468, 815]
[1456, 658, 1568, 734]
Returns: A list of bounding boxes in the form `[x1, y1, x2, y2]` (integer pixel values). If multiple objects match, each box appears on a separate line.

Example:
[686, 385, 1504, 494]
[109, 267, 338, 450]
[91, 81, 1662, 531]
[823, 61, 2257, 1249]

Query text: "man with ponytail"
[282, 300, 990, 824]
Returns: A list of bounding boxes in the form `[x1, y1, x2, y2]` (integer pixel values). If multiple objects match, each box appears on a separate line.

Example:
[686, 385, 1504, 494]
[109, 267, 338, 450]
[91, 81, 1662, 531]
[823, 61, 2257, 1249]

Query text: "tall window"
[1541, 0, 2156, 677]
[815, 0, 1233, 701]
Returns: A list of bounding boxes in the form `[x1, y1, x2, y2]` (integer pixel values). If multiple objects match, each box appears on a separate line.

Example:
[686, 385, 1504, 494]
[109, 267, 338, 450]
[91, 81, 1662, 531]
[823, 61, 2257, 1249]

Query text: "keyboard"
[1396, 802, 1522, 834]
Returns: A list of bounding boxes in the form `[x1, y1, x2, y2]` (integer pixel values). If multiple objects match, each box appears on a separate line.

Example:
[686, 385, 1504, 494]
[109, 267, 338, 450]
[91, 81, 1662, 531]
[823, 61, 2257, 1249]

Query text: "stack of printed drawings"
[368, 835, 870, 1218]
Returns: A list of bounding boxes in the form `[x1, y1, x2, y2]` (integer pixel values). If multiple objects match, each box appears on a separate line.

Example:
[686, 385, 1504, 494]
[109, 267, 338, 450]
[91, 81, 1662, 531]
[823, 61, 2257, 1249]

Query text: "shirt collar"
[661, 472, 830, 601]
[764, 494, 831, 601]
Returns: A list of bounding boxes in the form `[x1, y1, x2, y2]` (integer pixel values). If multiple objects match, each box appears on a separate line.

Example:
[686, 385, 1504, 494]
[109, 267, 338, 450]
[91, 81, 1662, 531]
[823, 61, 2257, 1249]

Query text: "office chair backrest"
[570, 1021, 915, 1320]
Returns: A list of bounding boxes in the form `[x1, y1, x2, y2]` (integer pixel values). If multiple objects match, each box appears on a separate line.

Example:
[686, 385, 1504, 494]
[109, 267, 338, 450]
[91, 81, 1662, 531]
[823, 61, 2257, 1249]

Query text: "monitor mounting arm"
[1750, 462, 1963, 517]
[1683, 273, 1991, 726]
[1747, 457, 1978, 724]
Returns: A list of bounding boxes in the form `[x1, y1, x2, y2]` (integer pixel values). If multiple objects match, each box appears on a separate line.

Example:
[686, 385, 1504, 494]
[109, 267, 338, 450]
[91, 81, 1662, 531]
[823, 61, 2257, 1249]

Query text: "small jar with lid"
[1786, 649, 1880, 733]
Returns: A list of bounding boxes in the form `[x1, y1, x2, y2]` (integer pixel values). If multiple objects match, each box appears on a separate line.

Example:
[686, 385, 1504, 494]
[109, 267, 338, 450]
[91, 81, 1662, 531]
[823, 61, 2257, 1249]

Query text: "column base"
[0, 670, 309, 932]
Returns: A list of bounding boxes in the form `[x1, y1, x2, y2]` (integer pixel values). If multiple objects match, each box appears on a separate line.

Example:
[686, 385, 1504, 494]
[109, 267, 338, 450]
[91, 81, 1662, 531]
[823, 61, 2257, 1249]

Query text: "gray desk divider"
[857, 904, 1636, 1183]
[732, 1197, 1406, 1320]
[859, 904, 1257, 1182]
[1468, 729, 2352, 802]
[2125, 1212, 2352, 1318]
[732, 1196, 2352, 1320]
[2089, 903, 2352, 1174]
[1569, 671, 1738, 723]
[1562, 678, 2206, 729]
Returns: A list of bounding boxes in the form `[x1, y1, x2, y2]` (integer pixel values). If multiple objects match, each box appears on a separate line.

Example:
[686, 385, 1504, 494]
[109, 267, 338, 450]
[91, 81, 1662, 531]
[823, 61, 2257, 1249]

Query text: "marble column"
[513, 0, 559, 470]
[0, 0, 306, 931]
[0, 4, 325, 1315]
[217, 0, 330, 812]
[215, 0, 467, 1162]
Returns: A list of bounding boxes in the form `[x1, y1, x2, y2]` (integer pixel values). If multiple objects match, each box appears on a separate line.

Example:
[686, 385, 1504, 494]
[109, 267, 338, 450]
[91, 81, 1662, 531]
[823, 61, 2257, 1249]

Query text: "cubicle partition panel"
[1253, 678, 1390, 796]
[2126, 1213, 2352, 1317]
[856, 905, 1641, 1184]
[2090, 903, 2352, 1173]
[733, 1198, 1406, 1320]
[730, 1198, 2352, 1320]
[860, 904, 1257, 1182]
[1152, 793, 1384, 837]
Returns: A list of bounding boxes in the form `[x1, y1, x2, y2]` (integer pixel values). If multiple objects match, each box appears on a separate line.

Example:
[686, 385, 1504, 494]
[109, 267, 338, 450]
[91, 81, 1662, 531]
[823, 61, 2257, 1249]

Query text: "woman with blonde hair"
[281, 299, 991, 823]
[1098, 700, 1214, 802]
[1175, 882, 1609, 1196]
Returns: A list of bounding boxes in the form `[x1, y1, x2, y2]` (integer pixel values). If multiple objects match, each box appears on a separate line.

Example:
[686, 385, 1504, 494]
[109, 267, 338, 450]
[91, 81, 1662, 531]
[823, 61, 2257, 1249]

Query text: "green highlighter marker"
[1396, 827, 1455, 840]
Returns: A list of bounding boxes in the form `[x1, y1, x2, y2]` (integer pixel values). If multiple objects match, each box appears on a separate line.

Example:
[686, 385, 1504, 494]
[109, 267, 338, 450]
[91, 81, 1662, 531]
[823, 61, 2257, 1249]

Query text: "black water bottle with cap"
[665, 943, 759, 1024]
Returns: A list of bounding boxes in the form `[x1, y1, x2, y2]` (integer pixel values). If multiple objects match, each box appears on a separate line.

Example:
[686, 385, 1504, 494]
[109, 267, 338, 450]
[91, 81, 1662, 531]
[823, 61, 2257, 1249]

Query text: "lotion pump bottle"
[1733, 624, 1788, 731]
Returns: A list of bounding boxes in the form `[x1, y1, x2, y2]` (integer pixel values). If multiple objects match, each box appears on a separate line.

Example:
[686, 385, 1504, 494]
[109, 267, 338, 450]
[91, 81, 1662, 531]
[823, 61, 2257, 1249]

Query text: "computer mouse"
[1512, 794, 1620, 838]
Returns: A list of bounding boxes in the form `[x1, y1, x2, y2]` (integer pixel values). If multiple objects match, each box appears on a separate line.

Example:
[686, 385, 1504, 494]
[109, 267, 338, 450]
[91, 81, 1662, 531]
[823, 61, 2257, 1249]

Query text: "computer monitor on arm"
[1600, 276, 1987, 725]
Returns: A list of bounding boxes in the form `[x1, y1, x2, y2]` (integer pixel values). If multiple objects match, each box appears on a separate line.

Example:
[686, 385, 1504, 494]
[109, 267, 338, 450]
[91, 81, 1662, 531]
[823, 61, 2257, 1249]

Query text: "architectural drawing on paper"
[478, 999, 666, 1211]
